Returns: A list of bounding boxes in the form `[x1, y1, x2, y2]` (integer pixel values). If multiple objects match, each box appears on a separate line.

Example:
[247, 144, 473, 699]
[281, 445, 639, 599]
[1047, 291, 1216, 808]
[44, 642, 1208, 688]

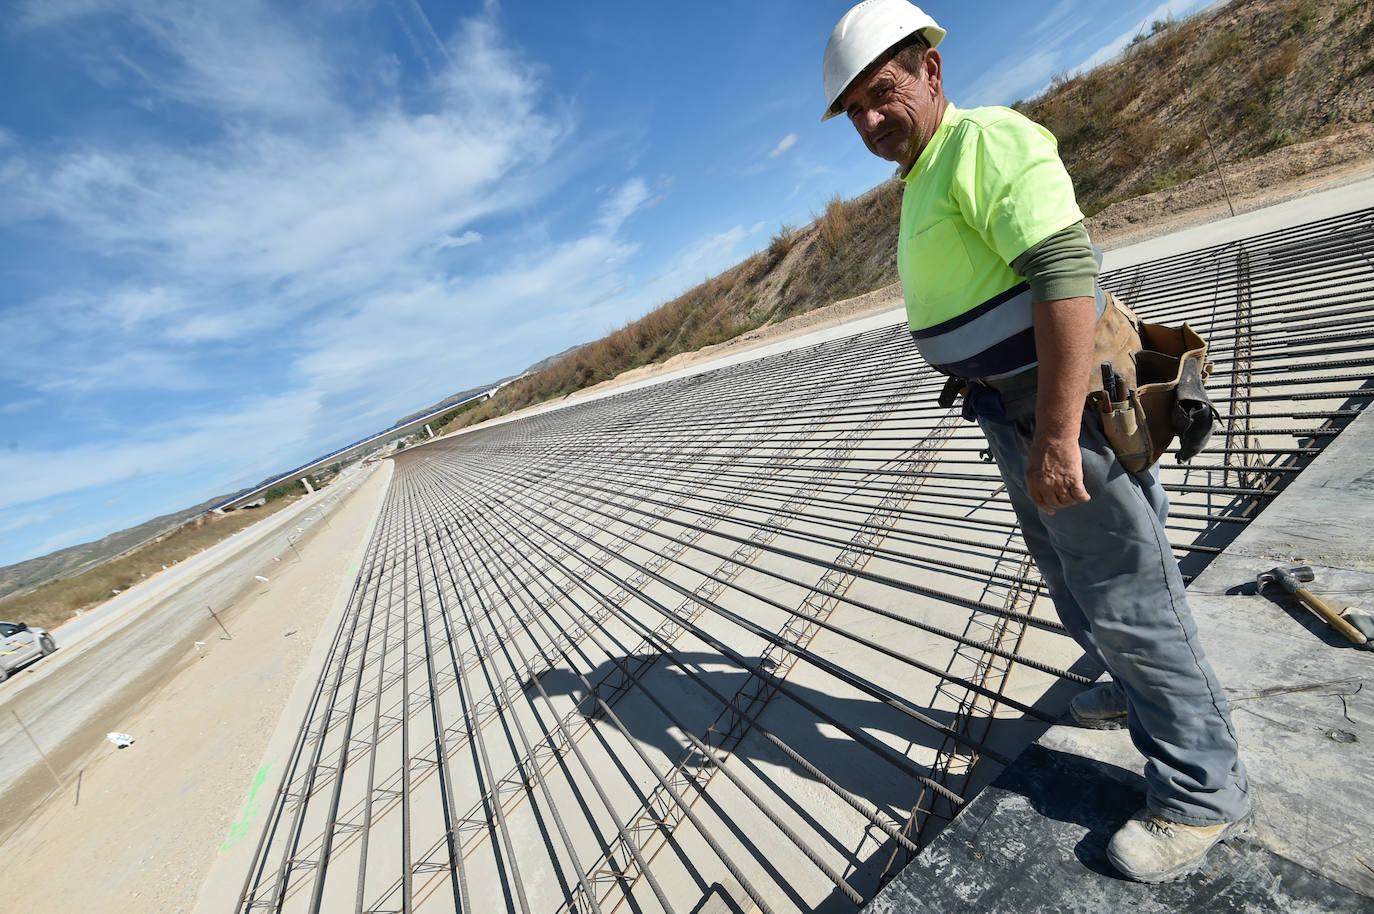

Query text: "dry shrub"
[817, 195, 851, 257]
[765, 224, 798, 268]
[1206, 30, 1245, 67]
[1253, 40, 1302, 86]
[1168, 127, 1206, 158]
[1150, 18, 1202, 61]
[1280, 0, 1322, 38]
[1108, 118, 1162, 169]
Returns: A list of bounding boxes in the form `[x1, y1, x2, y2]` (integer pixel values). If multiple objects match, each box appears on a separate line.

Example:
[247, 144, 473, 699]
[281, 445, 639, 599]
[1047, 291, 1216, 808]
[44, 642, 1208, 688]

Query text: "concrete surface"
[867, 405, 1374, 911]
[1101, 174, 1374, 270]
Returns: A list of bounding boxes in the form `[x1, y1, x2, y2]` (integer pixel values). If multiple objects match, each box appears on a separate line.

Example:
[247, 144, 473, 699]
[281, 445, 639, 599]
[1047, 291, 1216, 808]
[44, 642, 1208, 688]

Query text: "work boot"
[1107, 808, 1253, 883]
[1069, 680, 1127, 730]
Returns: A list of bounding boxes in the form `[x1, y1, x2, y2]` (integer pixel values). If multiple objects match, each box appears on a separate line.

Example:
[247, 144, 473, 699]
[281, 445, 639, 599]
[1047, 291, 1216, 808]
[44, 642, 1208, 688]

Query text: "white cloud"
[17, 0, 111, 29]
[0, 389, 321, 510]
[5, 6, 567, 297]
[0, 1, 768, 563]
[438, 230, 483, 249]
[0, 398, 43, 416]
[641, 223, 758, 304]
[0, 505, 72, 535]
[0, 7, 581, 408]
[103, 286, 187, 327]
[20, 0, 337, 121]
[1030, 0, 1080, 36]
[769, 133, 799, 159]
[597, 178, 651, 234]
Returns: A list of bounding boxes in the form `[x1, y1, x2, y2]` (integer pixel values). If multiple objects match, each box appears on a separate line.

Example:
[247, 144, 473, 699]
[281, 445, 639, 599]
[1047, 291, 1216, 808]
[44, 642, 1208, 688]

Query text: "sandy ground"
[0, 464, 391, 914]
[0, 135, 1370, 914]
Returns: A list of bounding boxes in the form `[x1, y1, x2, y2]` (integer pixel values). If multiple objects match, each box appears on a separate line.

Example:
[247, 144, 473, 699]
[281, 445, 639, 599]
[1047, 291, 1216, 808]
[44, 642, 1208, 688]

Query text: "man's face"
[840, 51, 944, 174]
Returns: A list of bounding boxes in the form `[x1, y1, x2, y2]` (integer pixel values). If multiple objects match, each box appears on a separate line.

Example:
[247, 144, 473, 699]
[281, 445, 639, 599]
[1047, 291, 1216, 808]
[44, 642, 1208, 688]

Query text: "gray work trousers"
[974, 383, 1250, 826]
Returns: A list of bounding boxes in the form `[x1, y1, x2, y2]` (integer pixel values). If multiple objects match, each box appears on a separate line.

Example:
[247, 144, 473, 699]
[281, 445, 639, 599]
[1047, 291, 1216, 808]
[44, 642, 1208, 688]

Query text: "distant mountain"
[0, 493, 229, 601]
[520, 343, 588, 378]
[390, 345, 588, 428]
[391, 382, 502, 428]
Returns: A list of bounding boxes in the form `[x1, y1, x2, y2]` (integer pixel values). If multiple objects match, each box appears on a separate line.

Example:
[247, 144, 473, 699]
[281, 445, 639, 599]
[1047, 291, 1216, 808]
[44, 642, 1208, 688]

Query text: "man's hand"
[1027, 433, 1089, 514]
[1028, 295, 1098, 514]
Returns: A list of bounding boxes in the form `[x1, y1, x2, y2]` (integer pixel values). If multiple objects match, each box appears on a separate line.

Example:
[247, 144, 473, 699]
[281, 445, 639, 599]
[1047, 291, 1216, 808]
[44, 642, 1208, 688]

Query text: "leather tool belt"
[1089, 293, 1221, 473]
[936, 293, 1221, 474]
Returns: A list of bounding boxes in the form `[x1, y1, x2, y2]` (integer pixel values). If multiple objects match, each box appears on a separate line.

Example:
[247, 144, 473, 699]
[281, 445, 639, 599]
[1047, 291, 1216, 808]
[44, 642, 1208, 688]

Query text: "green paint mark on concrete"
[221, 762, 272, 851]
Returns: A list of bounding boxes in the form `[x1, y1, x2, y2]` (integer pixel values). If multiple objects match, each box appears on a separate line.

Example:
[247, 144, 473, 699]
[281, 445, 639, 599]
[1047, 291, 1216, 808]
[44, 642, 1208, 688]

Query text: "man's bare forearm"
[1032, 296, 1096, 439]
[1027, 296, 1096, 513]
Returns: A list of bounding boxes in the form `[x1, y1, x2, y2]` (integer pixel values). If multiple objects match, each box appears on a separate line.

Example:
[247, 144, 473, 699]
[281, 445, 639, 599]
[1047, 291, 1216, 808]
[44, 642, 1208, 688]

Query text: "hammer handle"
[1294, 586, 1369, 645]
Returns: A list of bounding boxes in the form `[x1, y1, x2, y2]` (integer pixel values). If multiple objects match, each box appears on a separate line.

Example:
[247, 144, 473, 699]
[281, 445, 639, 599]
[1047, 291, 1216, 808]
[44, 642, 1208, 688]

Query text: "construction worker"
[821, 0, 1251, 883]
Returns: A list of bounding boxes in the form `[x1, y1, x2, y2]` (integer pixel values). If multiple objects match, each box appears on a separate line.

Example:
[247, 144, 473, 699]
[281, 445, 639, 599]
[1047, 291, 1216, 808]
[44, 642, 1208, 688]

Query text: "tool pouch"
[1097, 391, 1154, 472]
[1090, 296, 1220, 472]
[1125, 321, 1219, 470]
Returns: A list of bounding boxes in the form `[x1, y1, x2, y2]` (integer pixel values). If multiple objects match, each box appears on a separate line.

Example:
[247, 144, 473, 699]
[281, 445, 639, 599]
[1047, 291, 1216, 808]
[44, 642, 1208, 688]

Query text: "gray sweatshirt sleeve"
[1010, 220, 1098, 302]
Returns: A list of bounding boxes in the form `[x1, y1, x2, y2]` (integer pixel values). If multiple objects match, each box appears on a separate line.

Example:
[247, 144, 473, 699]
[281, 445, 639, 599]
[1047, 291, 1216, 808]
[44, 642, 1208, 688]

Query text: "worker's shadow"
[990, 742, 1148, 879]
[531, 651, 974, 906]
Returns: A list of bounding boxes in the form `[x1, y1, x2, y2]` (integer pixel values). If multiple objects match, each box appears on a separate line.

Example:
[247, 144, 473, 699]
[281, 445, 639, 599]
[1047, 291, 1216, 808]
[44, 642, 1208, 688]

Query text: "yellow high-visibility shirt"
[899, 103, 1088, 378]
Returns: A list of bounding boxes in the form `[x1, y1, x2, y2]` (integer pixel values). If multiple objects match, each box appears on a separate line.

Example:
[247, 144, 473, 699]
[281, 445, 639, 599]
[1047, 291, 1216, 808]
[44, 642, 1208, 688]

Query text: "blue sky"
[0, 0, 1210, 568]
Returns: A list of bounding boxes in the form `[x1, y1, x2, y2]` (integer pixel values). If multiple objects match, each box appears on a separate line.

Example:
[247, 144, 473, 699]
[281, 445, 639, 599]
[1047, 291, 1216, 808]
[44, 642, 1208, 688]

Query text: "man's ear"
[925, 49, 943, 93]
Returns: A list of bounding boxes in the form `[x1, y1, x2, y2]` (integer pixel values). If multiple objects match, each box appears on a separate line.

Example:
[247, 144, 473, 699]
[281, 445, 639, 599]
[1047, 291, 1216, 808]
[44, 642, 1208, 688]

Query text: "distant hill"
[394, 346, 588, 428]
[0, 493, 229, 601]
[520, 343, 590, 378]
[391, 383, 500, 428]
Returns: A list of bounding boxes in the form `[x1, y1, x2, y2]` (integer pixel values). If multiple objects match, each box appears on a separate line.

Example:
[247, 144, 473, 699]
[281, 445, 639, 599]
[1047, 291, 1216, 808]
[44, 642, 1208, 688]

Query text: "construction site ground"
[0, 158, 1370, 914]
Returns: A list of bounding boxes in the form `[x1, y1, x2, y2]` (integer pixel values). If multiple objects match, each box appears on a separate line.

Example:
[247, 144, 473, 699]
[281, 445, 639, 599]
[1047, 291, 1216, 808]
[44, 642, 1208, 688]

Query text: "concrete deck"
[210, 178, 1374, 914]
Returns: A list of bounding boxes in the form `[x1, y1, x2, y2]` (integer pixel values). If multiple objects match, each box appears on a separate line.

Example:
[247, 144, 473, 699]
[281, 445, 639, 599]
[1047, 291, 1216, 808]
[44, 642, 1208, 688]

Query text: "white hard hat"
[822, 0, 945, 121]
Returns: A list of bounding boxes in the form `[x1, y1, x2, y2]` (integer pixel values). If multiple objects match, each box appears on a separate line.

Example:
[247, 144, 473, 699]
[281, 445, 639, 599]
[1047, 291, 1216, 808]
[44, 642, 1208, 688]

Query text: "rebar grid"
[237, 208, 1373, 914]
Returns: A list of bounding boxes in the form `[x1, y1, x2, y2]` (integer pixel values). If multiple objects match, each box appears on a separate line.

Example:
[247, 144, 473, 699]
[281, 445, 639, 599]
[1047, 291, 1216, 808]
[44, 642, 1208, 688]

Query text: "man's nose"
[854, 106, 883, 134]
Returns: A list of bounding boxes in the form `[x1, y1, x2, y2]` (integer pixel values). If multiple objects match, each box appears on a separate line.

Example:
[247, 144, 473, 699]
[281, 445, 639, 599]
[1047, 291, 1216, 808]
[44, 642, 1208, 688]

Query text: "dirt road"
[0, 463, 391, 914]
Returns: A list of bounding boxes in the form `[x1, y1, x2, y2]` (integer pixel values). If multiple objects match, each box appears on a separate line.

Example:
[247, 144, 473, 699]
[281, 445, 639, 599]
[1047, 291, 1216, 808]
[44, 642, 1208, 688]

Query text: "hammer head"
[1256, 563, 1316, 593]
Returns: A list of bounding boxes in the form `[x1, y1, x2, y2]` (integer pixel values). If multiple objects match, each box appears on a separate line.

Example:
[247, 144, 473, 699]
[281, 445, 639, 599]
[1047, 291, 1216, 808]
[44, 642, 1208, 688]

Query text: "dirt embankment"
[1086, 124, 1374, 247]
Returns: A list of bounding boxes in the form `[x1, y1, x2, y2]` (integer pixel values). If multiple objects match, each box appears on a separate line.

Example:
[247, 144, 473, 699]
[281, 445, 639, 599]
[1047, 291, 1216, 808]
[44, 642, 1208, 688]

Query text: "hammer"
[1256, 564, 1371, 647]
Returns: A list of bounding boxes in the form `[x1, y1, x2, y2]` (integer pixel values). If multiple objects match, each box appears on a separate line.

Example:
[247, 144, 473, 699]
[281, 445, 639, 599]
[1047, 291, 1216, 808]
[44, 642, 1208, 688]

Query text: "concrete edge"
[190, 460, 395, 914]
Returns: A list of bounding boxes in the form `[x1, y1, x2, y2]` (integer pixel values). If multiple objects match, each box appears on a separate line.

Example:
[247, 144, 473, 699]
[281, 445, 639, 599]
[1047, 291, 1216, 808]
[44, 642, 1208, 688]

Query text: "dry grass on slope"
[0, 498, 299, 632]
[437, 180, 906, 433]
[1018, 0, 1374, 214]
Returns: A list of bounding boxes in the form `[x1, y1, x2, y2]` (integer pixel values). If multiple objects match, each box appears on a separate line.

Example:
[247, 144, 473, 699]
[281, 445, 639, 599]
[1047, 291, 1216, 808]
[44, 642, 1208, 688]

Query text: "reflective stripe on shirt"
[910, 274, 1107, 379]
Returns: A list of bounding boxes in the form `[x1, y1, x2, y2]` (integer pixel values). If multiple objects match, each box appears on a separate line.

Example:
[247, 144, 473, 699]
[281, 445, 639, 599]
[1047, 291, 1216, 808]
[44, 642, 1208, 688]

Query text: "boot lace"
[1144, 815, 1176, 837]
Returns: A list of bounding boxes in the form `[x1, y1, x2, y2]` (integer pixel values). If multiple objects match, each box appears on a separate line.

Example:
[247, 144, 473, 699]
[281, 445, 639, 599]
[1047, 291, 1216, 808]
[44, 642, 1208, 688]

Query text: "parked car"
[0, 621, 57, 682]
